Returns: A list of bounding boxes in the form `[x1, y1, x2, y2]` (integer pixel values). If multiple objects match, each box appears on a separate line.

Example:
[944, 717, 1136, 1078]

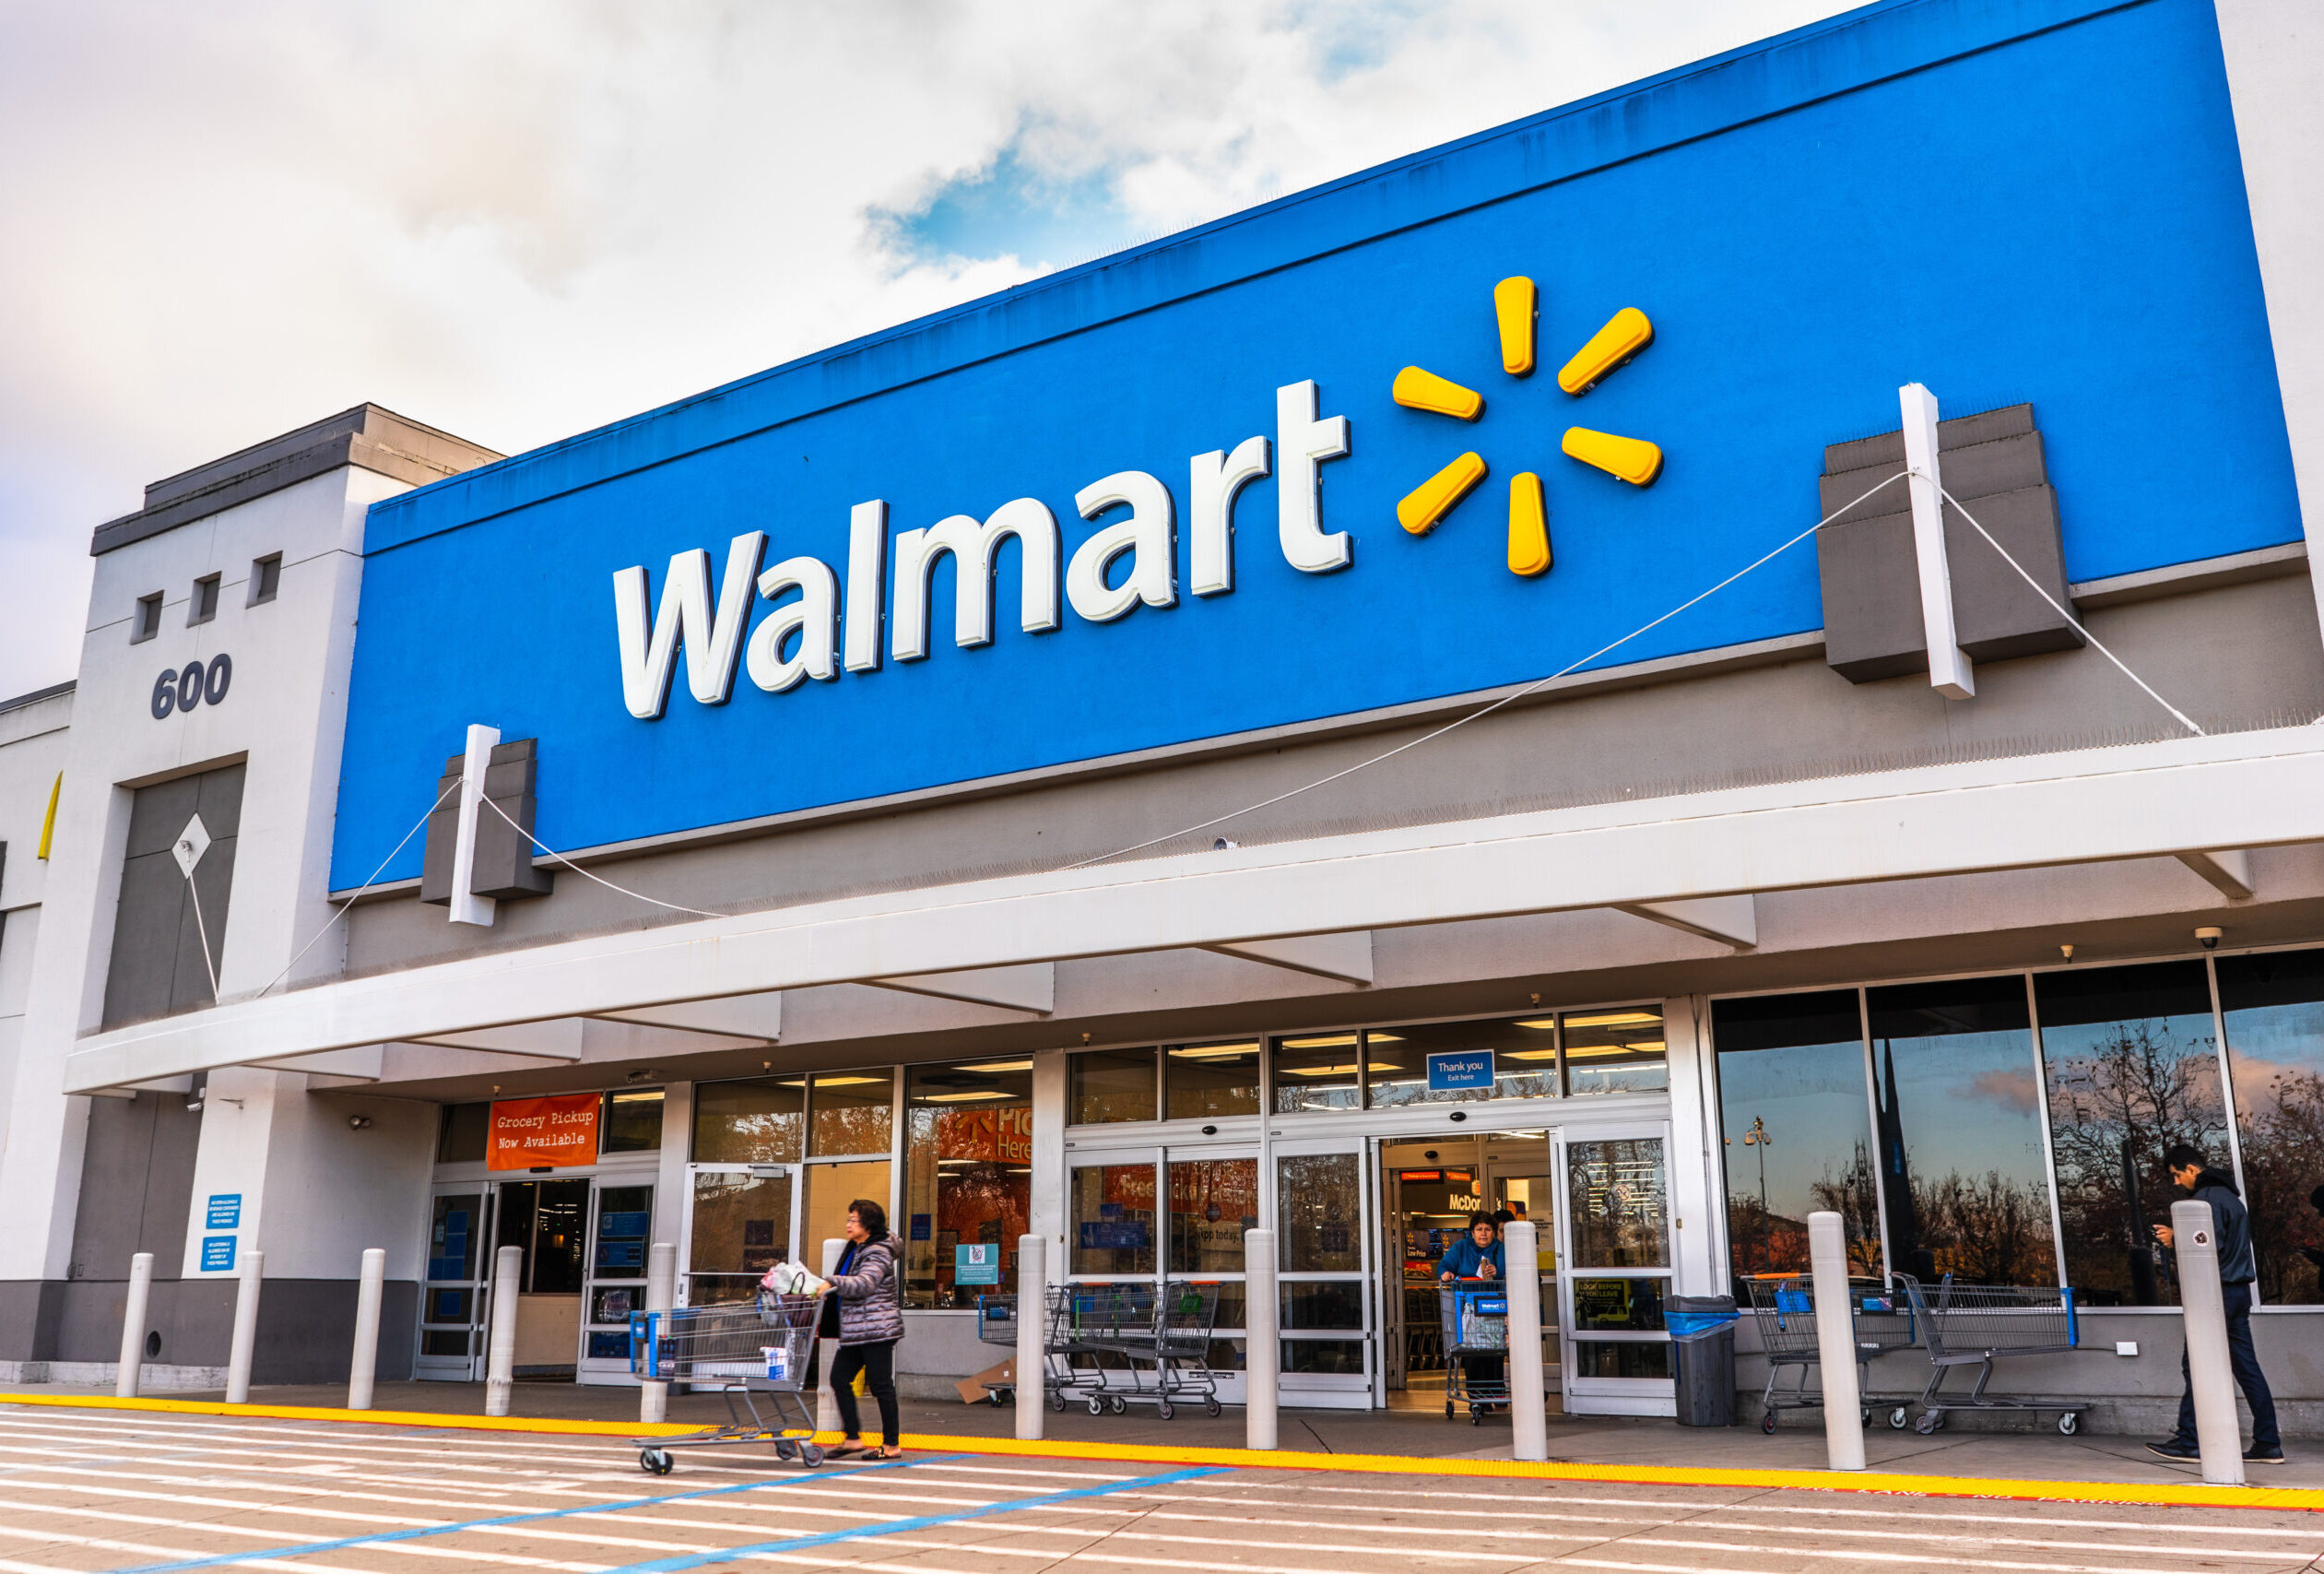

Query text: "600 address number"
[151, 655, 231, 719]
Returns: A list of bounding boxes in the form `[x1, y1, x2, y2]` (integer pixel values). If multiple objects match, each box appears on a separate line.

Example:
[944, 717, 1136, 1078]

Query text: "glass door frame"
[679, 1162, 804, 1308]
[578, 1174, 657, 1385]
[1480, 1151, 1560, 1413]
[417, 1182, 495, 1381]
[1268, 1133, 1374, 1409]
[1554, 1118, 1678, 1416]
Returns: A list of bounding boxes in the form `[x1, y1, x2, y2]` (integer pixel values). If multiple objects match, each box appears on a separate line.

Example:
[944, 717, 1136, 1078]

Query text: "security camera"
[348, 1115, 373, 1130]
[2197, 926, 2223, 951]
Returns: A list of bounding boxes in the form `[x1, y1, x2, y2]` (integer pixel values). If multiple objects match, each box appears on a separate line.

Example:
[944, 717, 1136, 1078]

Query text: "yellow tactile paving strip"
[6, 1390, 2318, 1514]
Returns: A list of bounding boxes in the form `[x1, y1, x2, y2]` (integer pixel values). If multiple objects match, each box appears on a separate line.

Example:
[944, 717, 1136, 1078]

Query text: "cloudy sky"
[0, 0, 1855, 694]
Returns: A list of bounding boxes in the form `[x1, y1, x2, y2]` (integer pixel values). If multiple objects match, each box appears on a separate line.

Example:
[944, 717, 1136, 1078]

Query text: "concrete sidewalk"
[12, 1377, 2307, 1492]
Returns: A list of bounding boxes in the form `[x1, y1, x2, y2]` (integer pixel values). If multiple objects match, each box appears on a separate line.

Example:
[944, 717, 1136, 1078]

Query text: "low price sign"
[488, 1094, 600, 1170]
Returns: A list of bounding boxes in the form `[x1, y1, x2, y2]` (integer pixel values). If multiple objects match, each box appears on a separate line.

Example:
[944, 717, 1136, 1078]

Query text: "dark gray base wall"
[0, 1277, 417, 1385]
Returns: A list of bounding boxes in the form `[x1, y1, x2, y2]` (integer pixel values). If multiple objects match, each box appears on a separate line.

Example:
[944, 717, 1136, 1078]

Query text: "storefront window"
[438, 1102, 488, 1164]
[1866, 976, 2056, 1286]
[902, 1059, 1032, 1308]
[1070, 1163, 1156, 1275]
[1565, 1137, 1669, 1269]
[1563, 1007, 1667, 1095]
[689, 1168, 791, 1306]
[1711, 990, 1882, 1284]
[2215, 949, 2324, 1305]
[692, 1076, 805, 1163]
[1166, 1041, 1262, 1119]
[1364, 1022, 1522, 1106]
[810, 1071, 894, 1156]
[2037, 962, 2227, 1307]
[1168, 1157, 1257, 1272]
[1072, 1048, 1157, 1124]
[601, 1088, 664, 1153]
[1270, 1034, 1363, 1113]
[1278, 1154, 1363, 1272]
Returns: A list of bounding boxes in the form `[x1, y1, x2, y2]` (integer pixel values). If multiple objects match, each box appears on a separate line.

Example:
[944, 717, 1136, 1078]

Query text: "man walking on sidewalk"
[2147, 1144, 2283, 1465]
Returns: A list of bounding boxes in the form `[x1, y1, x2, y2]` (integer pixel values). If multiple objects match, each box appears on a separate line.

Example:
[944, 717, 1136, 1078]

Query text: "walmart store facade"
[6, 0, 2324, 1428]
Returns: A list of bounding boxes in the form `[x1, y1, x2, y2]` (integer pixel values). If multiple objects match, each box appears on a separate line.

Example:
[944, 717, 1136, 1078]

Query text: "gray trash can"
[1667, 1294, 1738, 1426]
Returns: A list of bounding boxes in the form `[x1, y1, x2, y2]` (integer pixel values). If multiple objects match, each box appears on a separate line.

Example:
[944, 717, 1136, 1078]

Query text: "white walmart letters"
[610, 381, 1347, 717]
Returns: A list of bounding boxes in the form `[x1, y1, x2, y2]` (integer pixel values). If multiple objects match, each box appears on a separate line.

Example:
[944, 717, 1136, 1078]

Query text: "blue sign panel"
[200, 1236, 237, 1272]
[910, 1213, 932, 1242]
[955, 1244, 1002, 1286]
[206, 1194, 241, 1230]
[333, 0, 2300, 886]
[1427, 1051, 1495, 1092]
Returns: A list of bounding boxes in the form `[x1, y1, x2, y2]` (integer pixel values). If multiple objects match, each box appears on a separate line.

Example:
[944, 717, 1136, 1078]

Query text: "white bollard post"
[1016, 1234, 1046, 1441]
[348, 1249, 385, 1411]
[116, 1253, 155, 1399]
[816, 1238, 845, 1437]
[640, 1242, 677, 1425]
[1805, 1212, 1865, 1471]
[1244, 1228, 1279, 1450]
[225, 1249, 264, 1404]
[2171, 1198, 2246, 1485]
[1504, 1221, 1548, 1462]
[483, 1245, 522, 1417]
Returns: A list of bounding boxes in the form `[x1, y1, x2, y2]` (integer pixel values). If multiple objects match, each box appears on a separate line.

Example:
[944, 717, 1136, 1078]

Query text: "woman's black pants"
[832, 1339, 900, 1447]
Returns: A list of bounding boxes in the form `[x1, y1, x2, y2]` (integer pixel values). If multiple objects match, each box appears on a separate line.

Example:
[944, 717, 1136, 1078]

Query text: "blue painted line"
[108, 1451, 945, 1574]
[584, 1465, 1227, 1574]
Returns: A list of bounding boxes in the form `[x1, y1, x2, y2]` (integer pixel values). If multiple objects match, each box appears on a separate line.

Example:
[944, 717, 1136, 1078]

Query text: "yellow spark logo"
[1391, 278, 1663, 577]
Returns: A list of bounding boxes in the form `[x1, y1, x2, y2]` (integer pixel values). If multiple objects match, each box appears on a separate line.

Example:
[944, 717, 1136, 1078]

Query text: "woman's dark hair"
[848, 1198, 891, 1242]
[1469, 1214, 1495, 1235]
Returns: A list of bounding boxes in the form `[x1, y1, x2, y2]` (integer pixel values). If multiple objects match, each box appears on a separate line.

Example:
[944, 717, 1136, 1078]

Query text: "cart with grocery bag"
[1440, 1280, 1511, 1423]
[626, 1259, 829, 1474]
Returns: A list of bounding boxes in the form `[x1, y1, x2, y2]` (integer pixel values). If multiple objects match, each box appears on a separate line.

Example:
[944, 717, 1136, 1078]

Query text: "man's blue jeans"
[2175, 1282, 2280, 1450]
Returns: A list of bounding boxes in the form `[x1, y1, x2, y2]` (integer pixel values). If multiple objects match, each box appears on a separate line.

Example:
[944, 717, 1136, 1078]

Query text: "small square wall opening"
[189, 574, 221, 626]
[249, 553, 281, 606]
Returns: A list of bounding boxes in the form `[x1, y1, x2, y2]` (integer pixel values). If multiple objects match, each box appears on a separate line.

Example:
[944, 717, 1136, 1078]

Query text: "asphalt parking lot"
[2, 1402, 2321, 1574]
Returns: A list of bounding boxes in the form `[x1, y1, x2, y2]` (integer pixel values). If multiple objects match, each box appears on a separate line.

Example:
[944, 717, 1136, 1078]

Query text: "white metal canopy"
[63, 724, 2323, 1094]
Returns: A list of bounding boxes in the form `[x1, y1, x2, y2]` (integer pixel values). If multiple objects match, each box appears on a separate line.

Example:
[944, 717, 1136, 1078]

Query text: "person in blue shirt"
[1437, 1216, 1507, 1414]
[1437, 1215, 1504, 1284]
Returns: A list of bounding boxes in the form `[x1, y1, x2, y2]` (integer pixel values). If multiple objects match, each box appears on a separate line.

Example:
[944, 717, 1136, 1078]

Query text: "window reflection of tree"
[2232, 1064, 2324, 1304]
[2045, 1019, 2226, 1306]
[1806, 1142, 1885, 1277]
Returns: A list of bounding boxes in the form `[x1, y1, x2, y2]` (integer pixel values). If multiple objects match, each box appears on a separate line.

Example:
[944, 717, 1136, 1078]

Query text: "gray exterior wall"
[0, 1274, 416, 1384]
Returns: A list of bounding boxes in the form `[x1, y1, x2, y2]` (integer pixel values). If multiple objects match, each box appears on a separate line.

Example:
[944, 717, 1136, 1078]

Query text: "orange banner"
[936, 1107, 1032, 1164]
[488, 1094, 600, 1170]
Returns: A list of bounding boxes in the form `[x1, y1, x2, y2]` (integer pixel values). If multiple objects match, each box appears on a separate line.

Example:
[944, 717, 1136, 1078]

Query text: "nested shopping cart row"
[1744, 1272, 2085, 1436]
[977, 1280, 1225, 1419]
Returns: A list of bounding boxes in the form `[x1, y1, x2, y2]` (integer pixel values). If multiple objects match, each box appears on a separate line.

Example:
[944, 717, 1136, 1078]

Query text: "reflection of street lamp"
[1743, 1117, 1774, 1270]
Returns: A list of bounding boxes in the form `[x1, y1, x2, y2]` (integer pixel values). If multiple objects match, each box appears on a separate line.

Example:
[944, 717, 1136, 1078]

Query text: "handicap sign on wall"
[200, 1236, 237, 1272]
[1427, 1050, 1493, 1091]
[955, 1244, 1002, 1285]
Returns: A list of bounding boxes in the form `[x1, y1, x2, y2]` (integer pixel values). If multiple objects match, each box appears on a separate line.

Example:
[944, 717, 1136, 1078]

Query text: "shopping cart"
[626, 1290, 825, 1474]
[1069, 1280, 1226, 1419]
[974, 1287, 1106, 1410]
[1894, 1274, 2085, 1435]
[1440, 1282, 1510, 1425]
[1743, 1276, 1917, 1434]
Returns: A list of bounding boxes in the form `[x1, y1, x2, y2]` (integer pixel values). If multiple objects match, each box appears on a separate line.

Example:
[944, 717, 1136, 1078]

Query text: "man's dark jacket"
[2186, 1168, 2258, 1286]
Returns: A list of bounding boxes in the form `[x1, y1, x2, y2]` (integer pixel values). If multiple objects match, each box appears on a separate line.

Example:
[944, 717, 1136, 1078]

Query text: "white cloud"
[0, 0, 1850, 693]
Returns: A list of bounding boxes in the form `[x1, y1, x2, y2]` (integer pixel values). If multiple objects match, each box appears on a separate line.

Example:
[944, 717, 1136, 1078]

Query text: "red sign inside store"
[936, 1107, 1032, 1164]
[487, 1094, 600, 1170]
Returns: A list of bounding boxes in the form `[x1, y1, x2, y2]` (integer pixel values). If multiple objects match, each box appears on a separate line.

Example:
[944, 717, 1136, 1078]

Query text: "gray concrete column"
[1016, 1234, 1046, 1441]
[1244, 1228, 1279, 1450]
[816, 1237, 844, 1435]
[640, 1241, 676, 1424]
[115, 1252, 154, 1400]
[2171, 1198, 2246, 1485]
[225, 1249, 264, 1404]
[348, 1249, 386, 1411]
[1805, 1212, 1864, 1471]
[483, 1245, 522, 1417]
[1504, 1221, 1547, 1462]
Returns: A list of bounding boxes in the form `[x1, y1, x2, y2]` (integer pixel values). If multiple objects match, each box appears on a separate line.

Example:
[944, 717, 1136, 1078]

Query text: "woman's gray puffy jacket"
[829, 1238, 903, 1345]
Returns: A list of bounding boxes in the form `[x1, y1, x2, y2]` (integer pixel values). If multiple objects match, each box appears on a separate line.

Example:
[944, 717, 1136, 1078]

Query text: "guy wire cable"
[257, 776, 459, 998]
[1064, 467, 1917, 870]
